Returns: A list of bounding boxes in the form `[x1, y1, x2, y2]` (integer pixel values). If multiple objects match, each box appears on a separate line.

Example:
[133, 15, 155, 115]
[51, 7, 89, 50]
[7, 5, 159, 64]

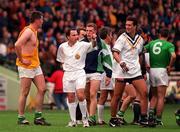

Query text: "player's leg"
[132, 77, 148, 126]
[66, 92, 77, 127]
[33, 74, 51, 126]
[109, 79, 126, 127]
[131, 93, 141, 125]
[18, 77, 32, 125]
[85, 82, 90, 112]
[76, 76, 89, 127]
[97, 90, 108, 124]
[117, 84, 136, 125]
[156, 85, 167, 125]
[148, 86, 157, 127]
[88, 79, 101, 125]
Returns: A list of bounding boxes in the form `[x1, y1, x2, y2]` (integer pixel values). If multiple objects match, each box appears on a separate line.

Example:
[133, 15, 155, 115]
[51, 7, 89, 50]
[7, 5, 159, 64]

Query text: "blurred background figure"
[46, 67, 68, 110]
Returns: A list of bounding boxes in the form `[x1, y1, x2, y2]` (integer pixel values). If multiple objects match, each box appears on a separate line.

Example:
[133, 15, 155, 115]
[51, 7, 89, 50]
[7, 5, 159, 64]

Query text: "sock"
[68, 102, 77, 122]
[97, 104, 104, 122]
[117, 110, 125, 118]
[140, 114, 148, 122]
[34, 111, 42, 119]
[76, 103, 82, 120]
[133, 100, 141, 122]
[156, 115, 162, 122]
[149, 108, 155, 119]
[79, 100, 88, 119]
[89, 115, 96, 122]
[18, 115, 25, 121]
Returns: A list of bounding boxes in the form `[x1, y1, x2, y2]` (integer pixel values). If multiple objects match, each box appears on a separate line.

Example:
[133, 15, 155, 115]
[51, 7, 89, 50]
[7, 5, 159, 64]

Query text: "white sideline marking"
[0, 72, 19, 83]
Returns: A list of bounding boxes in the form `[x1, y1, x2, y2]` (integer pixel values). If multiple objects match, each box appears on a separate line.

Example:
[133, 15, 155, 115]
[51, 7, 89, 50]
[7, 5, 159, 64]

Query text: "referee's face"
[68, 30, 78, 44]
[125, 20, 136, 34]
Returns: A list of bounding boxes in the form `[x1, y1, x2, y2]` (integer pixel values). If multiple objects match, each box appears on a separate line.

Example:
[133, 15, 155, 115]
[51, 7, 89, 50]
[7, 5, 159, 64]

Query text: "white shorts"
[100, 73, 114, 90]
[149, 68, 169, 87]
[17, 66, 43, 78]
[86, 72, 102, 83]
[63, 70, 86, 93]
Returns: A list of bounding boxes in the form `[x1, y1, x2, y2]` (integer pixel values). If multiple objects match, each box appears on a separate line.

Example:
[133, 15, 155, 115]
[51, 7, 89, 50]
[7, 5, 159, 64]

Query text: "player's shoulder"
[115, 32, 126, 42]
[20, 27, 33, 36]
[78, 40, 90, 45]
[57, 42, 68, 50]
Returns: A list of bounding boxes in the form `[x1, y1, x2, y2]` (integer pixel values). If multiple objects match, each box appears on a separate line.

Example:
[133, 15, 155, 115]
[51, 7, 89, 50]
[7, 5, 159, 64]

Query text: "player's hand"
[167, 66, 172, 75]
[146, 64, 150, 73]
[92, 33, 97, 41]
[105, 76, 111, 86]
[120, 61, 129, 72]
[21, 58, 31, 66]
[143, 74, 147, 81]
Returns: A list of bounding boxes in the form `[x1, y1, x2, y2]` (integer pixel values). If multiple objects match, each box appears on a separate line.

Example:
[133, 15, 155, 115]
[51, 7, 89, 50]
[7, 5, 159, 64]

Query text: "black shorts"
[118, 75, 143, 84]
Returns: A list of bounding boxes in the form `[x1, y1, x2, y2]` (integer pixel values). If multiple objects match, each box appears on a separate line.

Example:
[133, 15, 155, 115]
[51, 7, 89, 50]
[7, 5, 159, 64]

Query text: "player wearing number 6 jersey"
[145, 28, 176, 127]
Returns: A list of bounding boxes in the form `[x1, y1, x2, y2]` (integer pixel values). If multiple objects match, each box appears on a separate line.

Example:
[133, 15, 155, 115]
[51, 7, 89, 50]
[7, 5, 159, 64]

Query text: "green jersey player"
[145, 28, 176, 127]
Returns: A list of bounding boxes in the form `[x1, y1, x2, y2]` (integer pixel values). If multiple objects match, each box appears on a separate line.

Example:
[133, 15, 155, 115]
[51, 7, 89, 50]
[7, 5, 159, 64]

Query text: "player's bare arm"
[167, 52, 176, 74]
[91, 33, 97, 47]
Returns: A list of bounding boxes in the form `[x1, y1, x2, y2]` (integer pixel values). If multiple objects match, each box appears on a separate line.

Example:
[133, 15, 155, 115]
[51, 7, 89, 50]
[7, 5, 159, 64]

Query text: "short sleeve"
[81, 41, 93, 52]
[56, 45, 64, 63]
[168, 43, 175, 54]
[112, 35, 124, 53]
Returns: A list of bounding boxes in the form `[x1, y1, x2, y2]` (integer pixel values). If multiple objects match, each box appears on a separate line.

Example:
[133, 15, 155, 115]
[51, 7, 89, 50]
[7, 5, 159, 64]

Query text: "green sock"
[149, 108, 155, 118]
[34, 111, 42, 119]
[156, 115, 162, 122]
[117, 110, 125, 118]
[89, 115, 96, 122]
[18, 115, 25, 122]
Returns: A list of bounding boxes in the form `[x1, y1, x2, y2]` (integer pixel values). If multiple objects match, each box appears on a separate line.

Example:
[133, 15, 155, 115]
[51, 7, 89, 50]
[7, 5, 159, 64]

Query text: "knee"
[77, 94, 85, 102]
[129, 95, 136, 101]
[38, 87, 46, 95]
[21, 91, 29, 97]
[90, 92, 96, 100]
[67, 94, 75, 103]
[99, 96, 107, 104]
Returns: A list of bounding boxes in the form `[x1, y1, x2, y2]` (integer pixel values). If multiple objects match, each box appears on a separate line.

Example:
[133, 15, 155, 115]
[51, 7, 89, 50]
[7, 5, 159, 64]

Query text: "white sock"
[68, 102, 77, 122]
[97, 104, 104, 122]
[79, 100, 88, 119]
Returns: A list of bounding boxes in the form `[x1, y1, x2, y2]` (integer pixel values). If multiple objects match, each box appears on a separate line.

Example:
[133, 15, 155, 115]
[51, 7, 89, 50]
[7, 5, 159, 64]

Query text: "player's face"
[86, 26, 96, 40]
[107, 32, 113, 45]
[68, 30, 78, 44]
[36, 16, 44, 28]
[125, 20, 136, 34]
[79, 30, 86, 40]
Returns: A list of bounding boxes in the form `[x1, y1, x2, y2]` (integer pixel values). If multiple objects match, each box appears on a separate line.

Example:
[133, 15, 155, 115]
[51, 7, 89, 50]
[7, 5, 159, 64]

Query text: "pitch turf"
[0, 104, 179, 132]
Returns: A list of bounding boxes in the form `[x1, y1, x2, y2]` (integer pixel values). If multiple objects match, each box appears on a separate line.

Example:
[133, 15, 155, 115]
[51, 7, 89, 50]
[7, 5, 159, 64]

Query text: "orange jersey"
[16, 25, 40, 69]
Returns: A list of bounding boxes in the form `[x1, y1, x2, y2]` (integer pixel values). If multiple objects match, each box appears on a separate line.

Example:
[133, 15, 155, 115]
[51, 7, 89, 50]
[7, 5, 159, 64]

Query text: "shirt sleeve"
[168, 43, 175, 54]
[56, 45, 64, 63]
[112, 35, 124, 53]
[81, 41, 93, 53]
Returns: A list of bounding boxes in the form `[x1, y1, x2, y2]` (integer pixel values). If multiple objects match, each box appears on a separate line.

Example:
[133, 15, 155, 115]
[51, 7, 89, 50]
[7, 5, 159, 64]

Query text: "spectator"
[46, 67, 68, 110]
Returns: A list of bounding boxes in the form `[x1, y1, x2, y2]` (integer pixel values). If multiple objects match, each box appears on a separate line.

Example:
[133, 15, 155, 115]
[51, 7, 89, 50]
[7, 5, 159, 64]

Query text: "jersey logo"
[75, 53, 80, 59]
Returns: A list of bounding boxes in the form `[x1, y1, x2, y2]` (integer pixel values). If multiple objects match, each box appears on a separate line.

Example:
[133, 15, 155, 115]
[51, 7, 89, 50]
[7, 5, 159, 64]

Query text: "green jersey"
[145, 39, 175, 68]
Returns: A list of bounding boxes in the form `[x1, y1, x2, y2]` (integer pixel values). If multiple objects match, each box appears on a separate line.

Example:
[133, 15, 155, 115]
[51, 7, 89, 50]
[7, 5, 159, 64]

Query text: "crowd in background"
[0, 0, 179, 75]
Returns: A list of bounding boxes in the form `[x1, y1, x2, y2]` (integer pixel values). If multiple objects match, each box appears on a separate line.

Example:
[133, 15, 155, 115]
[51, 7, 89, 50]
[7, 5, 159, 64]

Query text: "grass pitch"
[0, 104, 179, 132]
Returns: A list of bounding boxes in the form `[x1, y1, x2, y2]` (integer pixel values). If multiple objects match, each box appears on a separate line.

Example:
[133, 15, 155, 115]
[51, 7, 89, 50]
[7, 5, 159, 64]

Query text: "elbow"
[15, 43, 21, 50]
[172, 53, 176, 60]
